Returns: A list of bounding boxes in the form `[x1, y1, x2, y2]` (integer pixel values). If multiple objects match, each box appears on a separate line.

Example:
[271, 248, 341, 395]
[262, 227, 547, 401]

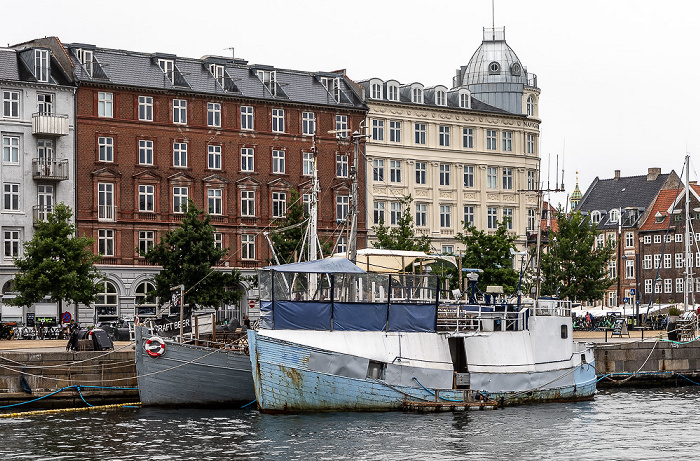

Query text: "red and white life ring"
[145, 336, 165, 358]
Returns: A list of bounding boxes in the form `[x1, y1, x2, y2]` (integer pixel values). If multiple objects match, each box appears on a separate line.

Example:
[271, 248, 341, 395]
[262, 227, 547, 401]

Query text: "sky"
[5, 0, 700, 208]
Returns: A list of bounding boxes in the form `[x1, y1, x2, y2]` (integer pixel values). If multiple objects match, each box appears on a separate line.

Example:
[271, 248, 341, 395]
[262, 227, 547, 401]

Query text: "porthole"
[561, 324, 568, 339]
[510, 62, 522, 76]
[488, 61, 501, 74]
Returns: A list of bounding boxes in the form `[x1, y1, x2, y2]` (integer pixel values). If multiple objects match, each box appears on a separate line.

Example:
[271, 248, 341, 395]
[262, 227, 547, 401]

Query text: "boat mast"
[684, 154, 692, 311]
[347, 131, 361, 264]
[309, 135, 319, 262]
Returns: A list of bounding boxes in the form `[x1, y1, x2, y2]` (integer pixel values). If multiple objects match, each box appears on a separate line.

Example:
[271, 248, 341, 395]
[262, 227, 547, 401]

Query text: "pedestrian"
[243, 315, 251, 329]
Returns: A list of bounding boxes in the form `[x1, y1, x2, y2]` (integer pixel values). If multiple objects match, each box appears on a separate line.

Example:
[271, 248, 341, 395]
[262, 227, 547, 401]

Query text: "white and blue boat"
[248, 257, 596, 412]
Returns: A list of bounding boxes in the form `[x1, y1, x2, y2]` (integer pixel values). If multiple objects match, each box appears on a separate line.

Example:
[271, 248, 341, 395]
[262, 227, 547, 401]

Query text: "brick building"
[65, 43, 367, 323]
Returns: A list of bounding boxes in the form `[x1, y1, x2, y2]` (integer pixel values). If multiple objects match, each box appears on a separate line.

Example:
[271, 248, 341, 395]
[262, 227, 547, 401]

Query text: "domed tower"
[453, 27, 539, 116]
[570, 172, 583, 210]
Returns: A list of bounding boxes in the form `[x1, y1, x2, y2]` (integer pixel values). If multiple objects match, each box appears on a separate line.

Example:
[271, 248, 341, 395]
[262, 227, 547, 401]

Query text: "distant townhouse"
[638, 184, 700, 306]
[64, 43, 367, 324]
[355, 27, 541, 254]
[575, 168, 679, 307]
[0, 38, 76, 325]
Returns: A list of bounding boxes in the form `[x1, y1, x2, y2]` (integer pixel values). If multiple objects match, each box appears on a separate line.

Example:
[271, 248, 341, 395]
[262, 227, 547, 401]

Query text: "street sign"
[622, 297, 629, 303]
[248, 300, 256, 310]
[62, 311, 72, 323]
[630, 289, 636, 295]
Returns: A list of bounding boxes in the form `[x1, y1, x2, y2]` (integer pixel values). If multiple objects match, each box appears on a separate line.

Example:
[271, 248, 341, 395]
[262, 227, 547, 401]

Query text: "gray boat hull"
[135, 325, 255, 406]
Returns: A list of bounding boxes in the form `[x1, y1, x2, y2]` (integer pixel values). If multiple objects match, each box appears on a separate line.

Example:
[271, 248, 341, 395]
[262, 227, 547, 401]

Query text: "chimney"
[614, 170, 620, 180]
[690, 181, 697, 186]
[647, 167, 661, 181]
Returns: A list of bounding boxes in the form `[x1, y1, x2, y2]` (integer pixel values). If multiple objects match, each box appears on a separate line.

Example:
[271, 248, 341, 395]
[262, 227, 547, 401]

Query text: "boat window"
[561, 324, 568, 339]
[366, 360, 386, 380]
[581, 353, 587, 365]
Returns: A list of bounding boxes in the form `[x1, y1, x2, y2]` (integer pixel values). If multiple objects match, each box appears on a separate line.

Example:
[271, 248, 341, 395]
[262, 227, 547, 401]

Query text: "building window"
[173, 186, 188, 213]
[642, 254, 652, 269]
[302, 152, 314, 176]
[607, 291, 617, 307]
[208, 145, 222, 170]
[626, 259, 635, 279]
[302, 112, 316, 135]
[241, 106, 254, 130]
[415, 162, 426, 185]
[439, 126, 450, 147]
[389, 160, 401, 183]
[98, 136, 114, 162]
[464, 165, 474, 188]
[625, 232, 634, 248]
[173, 99, 187, 124]
[96, 281, 118, 319]
[158, 58, 174, 83]
[527, 134, 536, 154]
[2, 90, 20, 118]
[206, 188, 222, 215]
[372, 119, 384, 141]
[389, 201, 402, 225]
[675, 253, 684, 268]
[335, 115, 348, 138]
[34, 94, 51, 117]
[241, 148, 254, 172]
[609, 260, 617, 279]
[459, 92, 470, 108]
[138, 185, 154, 212]
[502, 208, 513, 230]
[653, 254, 661, 269]
[389, 121, 401, 143]
[98, 229, 114, 256]
[462, 128, 474, 149]
[609, 209, 620, 224]
[138, 231, 155, 255]
[272, 192, 286, 218]
[464, 206, 475, 227]
[98, 92, 113, 118]
[675, 233, 683, 243]
[336, 195, 349, 221]
[414, 123, 426, 145]
[3, 229, 20, 259]
[591, 211, 601, 224]
[528, 171, 537, 190]
[526, 96, 535, 116]
[502, 168, 513, 190]
[373, 159, 384, 182]
[487, 207, 498, 229]
[241, 190, 255, 216]
[371, 83, 382, 99]
[412, 88, 423, 104]
[442, 245, 454, 255]
[208, 102, 221, 127]
[35, 49, 49, 82]
[173, 142, 187, 167]
[527, 209, 536, 231]
[387, 84, 398, 101]
[336, 154, 348, 178]
[36, 184, 53, 221]
[644, 279, 652, 294]
[487, 167, 498, 189]
[337, 236, 347, 254]
[138, 96, 153, 121]
[139, 140, 154, 165]
[486, 129, 497, 150]
[664, 253, 672, 268]
[135, 280, 156, 316]
[272, 108, 285, 133]
[213, 232, 223, 251]
[596, 235, 604, 249]
[676, 278, 684, 293]
[2, 136, 19, 164]
[502, 131, 513, 151]
[439, 164, 450, 186]
[272, 150, 285, 174]
[373, 201, 385, 224]
[436, 90, 446, 106]
[98, 183, 114, 220]
[241, 234, 255, 260]
[415, 203, 427, 227]
[664, 279, 672, 294]
[440, 205, 451, 228]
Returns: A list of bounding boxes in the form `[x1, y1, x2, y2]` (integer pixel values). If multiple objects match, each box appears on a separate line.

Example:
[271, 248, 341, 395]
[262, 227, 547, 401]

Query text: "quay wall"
[0, 350, 138, 409]
[593, 340, 700, 387]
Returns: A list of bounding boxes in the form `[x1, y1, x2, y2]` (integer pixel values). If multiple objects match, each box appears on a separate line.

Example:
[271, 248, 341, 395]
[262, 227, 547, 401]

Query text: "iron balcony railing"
[98, 205, 117, 221]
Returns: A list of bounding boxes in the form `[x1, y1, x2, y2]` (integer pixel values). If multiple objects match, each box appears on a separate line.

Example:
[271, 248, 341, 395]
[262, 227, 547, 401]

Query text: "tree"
[8, 203, 103, 321]
[372, 195, 431, 252]
[453, 220, 519, 293]
[539, 209, 616, 302]
[269, 188, 306, 264]
[142, 200, 243, 309]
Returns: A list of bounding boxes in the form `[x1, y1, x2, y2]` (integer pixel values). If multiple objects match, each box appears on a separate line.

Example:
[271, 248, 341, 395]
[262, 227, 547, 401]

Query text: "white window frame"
[336, 154, 348, 178]
[390, 201, 402, 225]
[487, 207, 498, 229]
[462, 128, 474, 149]
[138, 96, 153, 121]
[440, 205, 451, 228]
[2, 136, 19, 164]
[208, 102, 221, 127]
[415, 203, 427, 227]
[272, 150, 285, 174]
[486, 129, 497, 150]
[336, 195, 349, 221]
[464, 165, 474, 188]
[439, 125, 450, 147]
[208, 188, 223, 215]
[272, 108, 285, 133]
[98, 229, 115, 257]
[414, 123, 426, 145]
[389, 160, 401, 183]
[415, 162, 426, 185]
[138, 184, 155, 212]
[303, 152, 314, 176]
[98, 92, 113, 118]
[439, 164, 450, 186]
[98, 182, 114, 220]
[208, 145, 222, 170]
[173, 142, 187, 168]
[241, 106, 254, 130]
[335, 114, 348, 138]
[272, 192, 287, 218]
[173, 186, 189, 213]
[3, 183, 20, 211]
[487, 167, 498, 189]
[372, 119, 384, 141]
[373, 201, 385, 224]
[241, 234, 255, 260]
[241, 147, 254, 172]
[502, 131, 513, 151]
[98, 136, 114, 162]
[139, 231, 155, 255]
[502, 168, 513, 190]
[373, 159, 385, 182]
[464, 206, 475, 227]
[139, 139, 154, 165]
[35, 49, 49, 82]
[527, 133, 536, 154]
[3, 229, 21, 259]
[302, 112, 316, 135]
[389, 120, 401, 143]
[502, 208, 513, 230]
[3, 90, 20, 118]
[241, 190, 255, 217]
[173, 99, 187, 124]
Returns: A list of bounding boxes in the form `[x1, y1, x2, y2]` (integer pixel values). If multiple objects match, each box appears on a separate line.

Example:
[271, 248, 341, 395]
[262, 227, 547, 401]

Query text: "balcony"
[32, 159, 69, 180]
[32, 113, 69, 136]
[32, 205, 53, 225]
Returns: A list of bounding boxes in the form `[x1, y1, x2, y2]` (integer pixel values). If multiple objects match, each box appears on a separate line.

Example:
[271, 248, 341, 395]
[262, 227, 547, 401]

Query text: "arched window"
[95, 281, 118, 320]
[135, 281, 157, 317]
[608, 209, 619, 224]
[435, 89, 446, 106]
[488, 61, 501, 74]
[2, 279, 16, 294]
[590, 211, 601, 224]
[387, 83, 399, 101]
[412, 88, 423, 104]
[370, 83, 382, 99]
[526, 95, 535, 116]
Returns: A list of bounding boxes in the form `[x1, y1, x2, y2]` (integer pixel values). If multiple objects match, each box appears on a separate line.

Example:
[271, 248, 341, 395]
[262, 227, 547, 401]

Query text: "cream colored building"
[357, 28, 541, 253]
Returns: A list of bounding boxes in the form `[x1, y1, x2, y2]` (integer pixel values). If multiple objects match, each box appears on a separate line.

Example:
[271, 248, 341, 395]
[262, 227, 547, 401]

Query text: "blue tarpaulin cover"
[263, 257, 366, 274]
[387, 304, 437, 332]
[333, 302, 388, 331]
[273, 301, 332, 330]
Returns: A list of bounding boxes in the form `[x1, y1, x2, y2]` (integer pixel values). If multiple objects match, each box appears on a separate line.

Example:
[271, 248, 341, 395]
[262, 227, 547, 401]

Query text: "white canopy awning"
[332, 248, 457, 273]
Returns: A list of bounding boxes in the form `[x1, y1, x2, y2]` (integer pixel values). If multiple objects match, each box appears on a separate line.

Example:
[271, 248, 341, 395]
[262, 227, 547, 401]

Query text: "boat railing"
[533, 299, 571, 317]
[437, 305, 530, 332]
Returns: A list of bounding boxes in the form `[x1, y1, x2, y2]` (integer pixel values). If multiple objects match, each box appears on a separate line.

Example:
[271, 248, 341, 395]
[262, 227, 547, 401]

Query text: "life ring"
[145, 336, 165, 358]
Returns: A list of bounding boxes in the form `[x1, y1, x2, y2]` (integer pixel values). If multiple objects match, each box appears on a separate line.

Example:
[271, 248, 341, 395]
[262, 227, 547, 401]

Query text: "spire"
[570, 171, 583, 209]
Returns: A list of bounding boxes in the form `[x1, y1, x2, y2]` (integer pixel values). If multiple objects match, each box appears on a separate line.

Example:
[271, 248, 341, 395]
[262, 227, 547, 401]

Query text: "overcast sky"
[5, 0, 700, 207]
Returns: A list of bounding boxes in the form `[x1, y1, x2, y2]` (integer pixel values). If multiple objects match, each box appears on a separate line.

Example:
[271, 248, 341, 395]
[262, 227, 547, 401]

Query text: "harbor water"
[2, 387, 697, 460]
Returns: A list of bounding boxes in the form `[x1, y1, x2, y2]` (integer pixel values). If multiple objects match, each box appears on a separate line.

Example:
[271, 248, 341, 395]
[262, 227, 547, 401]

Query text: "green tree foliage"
[269, 188, 306, 264]
[372, 195, 431, 252]
[539, 209, 616, 302]
[142, 201, 243, 309]
[8, 203, 103, 317]
[453, 220, 519, 293]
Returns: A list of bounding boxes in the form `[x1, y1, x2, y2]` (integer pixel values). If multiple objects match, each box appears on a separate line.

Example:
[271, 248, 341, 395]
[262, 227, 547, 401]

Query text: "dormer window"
[387, 84, 399, 101]
[210, 63, 225, 87]
[459, 91, 470, 109]
[35, 49, 49, 83]
[158, 59, 175, 84]
[76, 48, 94, 77]
[590, 211, 601, 224]
[608, 209, 619, 224]
[436, 90, 446, 106]
[488, 61, 501, 75]
[412, 88, 423, 104]
[526, 95, 535, 116]
[371, 83, 382, 99]
[257, 69, 277, 96]
[655, 211, 664, 223]
[321, 76, 341, 102]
